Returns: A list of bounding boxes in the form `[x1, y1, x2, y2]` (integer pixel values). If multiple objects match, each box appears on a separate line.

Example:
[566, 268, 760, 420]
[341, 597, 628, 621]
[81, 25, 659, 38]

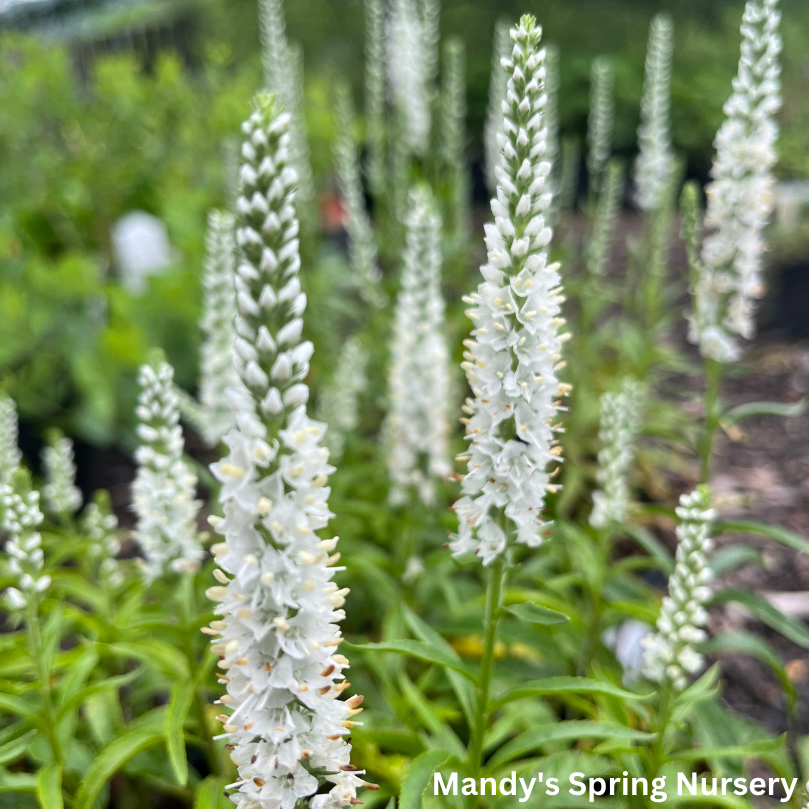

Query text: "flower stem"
[699, 358, 723, 484]
[468, 556, 507, 796]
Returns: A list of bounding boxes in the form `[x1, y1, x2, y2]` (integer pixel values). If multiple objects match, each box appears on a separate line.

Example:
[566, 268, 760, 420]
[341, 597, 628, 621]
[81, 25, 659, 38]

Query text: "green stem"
[648, 686, 673, 779]
[582, 528, 610, 672]
[25, 595, 64, 770]
[699, 359, 723, 484]
[467, 556, 507, 802]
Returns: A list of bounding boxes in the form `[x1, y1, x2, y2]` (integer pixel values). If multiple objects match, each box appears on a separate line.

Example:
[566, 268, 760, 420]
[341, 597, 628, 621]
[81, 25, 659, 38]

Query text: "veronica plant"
[0, 393, 21, 483]
[320, 336, 368, 464]
[333, 84, 386, 307]
[198, 210, 240, 447]
[364, 0, 387, 197]
[206, 94, 371, 809]
[132, 358, 203, 581]
[634, 14, 675, 214]
[385, 186, 450, 507]
[586, 57, 614, 200]
[483, 20, 511, 195]
[41, 429, 82, 522]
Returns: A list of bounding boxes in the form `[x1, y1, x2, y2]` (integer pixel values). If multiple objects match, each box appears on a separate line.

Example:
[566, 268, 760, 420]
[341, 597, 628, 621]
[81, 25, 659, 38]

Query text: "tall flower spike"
[42, 430, 82, 519]
[258, 0, 316, 222]
[484, 20, 511, 194]
[587, 57, 614, 198]
[82, 492, 123, 588]
[558, 136, 581, 211]
[440, 37, 470, 242]
[199, 210, 241, 447]
[208, 94, 367, 809]
[333, 84, 385, 307]
[450, 16, 570, 566]
[364, 0, 387, 196]
[544, 44, 561, 196]
[586, 159, 624, 279]
[418, 0, 440, 92]
[642, 486, 716, 690]
[634, 14, 675, 212]
[590, 378, 643, 529]
[319, 337, 368, 464]
[1, 473, 47, 613]
[387, 0, 430, 154]
[385, 186, 450, 506]
[132, 359, 202, 581]
[688, 0, 781, 363]
[0, 394, 22, 484]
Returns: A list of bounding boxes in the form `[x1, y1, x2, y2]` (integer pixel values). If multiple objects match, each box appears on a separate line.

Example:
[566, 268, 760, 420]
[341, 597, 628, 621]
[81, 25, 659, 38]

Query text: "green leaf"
[487, 721, 654, 768]
[491, 676, 649, 709]
[713, 589, 809, 648]
[716, 520, 809, 557]
[624, 525, 674, 574]
[703, 631, 795, 706]
[165, 681, 195, 786]
[504, 603, 569, 625]
[105, 641, 189, 679]
[710, 545, 761, 575]
[346, 640, 476, 682]
[193, 775, 231, 809]
[398, 749, 451, 809]
[671, 734, 785, 761]
[59, 646, 100, 706]
[57, 669, 140, 721]
[0, 729, 36, 766]
[0, 769, 37, 793]
[672, 664, 721, 723]
[722, 398, 806, 426]
[73, 728, 164, 809]
[36, 763, 63, 809]
[0, 693, 41, 725]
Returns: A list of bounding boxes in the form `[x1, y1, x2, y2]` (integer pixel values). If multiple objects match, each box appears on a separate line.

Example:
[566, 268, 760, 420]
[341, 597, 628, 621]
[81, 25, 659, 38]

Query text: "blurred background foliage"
[1, 0, 808, 447]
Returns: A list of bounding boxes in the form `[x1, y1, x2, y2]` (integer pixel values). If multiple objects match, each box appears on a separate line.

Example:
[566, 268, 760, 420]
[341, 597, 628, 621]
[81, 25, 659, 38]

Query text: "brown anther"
[244, 721, 254, 731]
[264, 662, 273, 671]
[349, 799, 364, 805]
[346, 694, 364, 708]
[253, 778, 266, 787]
[365, 783, 381, 791]
[319, 686, 331, 695]
[321, 664, 335, 677]
[326, 734, 342, 741]
[340, 765, 358, 771]
[251, 755, 258, 764]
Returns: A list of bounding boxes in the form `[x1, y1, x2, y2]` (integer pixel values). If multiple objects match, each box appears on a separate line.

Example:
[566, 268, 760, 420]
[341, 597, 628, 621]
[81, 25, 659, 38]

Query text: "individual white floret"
[333, 85, 385, 307]
[0, 395, 21, 485]
[642, 486, 716, 690]
[319, 337, 368, 463]
[41, 432, 82, 519]
[450, 15, 570, 565]
[634, 14, 675, 213]
[132, 360, 203, 581]
[688, 0, 781, 363]
[208, 94, 368, 809]
[1, 478, 48, 612]
[199, 210, 241, 447]
[590, 378, 643, 529]
[385, 186, 451, 506]
[587, 57, 614, 197]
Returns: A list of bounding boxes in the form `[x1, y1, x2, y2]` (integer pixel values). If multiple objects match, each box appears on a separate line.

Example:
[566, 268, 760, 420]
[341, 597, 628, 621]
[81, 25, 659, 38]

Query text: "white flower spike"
[82, 493, 123, 588]
[387, 0, 431, 154]
[0, 395, 21, 485]
[385, 186, 451, 506]
[132, 359, 203, 581]
[364, 0, 387, 195]
[688, 0, 781, 363]
[642, 486, 716, 690]
[320, 337, 368, 464]
[590, 378, 643, 529]
[1, 476, 48, 613]
[199, 210, 241, 447]
[208, 94, 369, 809]
[42, 431, 82, 519]
[484, 20, 511, 195]
[451, 15, 570, 566]
[333, 85, 385, 307]
[634, 14, 675, 213]
[587, 57, 614, 197]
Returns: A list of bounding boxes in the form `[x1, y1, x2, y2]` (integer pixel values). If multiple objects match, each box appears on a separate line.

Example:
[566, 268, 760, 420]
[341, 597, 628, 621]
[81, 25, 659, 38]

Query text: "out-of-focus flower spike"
[587, 57, 614, 198]
[484, 19, 511, 195]
[42, 429, 82, 519]
[586, 159, 624, 279]
[634, 14, 675, 213]
[0, 395, 22, 485]
[364, 0, 387, 196]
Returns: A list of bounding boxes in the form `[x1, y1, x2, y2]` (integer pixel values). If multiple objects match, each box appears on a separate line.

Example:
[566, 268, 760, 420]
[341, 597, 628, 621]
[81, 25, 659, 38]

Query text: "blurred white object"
[774, 181, 809, 229]
[111, 211, 172, 294]
[604, 619, 652, 681]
